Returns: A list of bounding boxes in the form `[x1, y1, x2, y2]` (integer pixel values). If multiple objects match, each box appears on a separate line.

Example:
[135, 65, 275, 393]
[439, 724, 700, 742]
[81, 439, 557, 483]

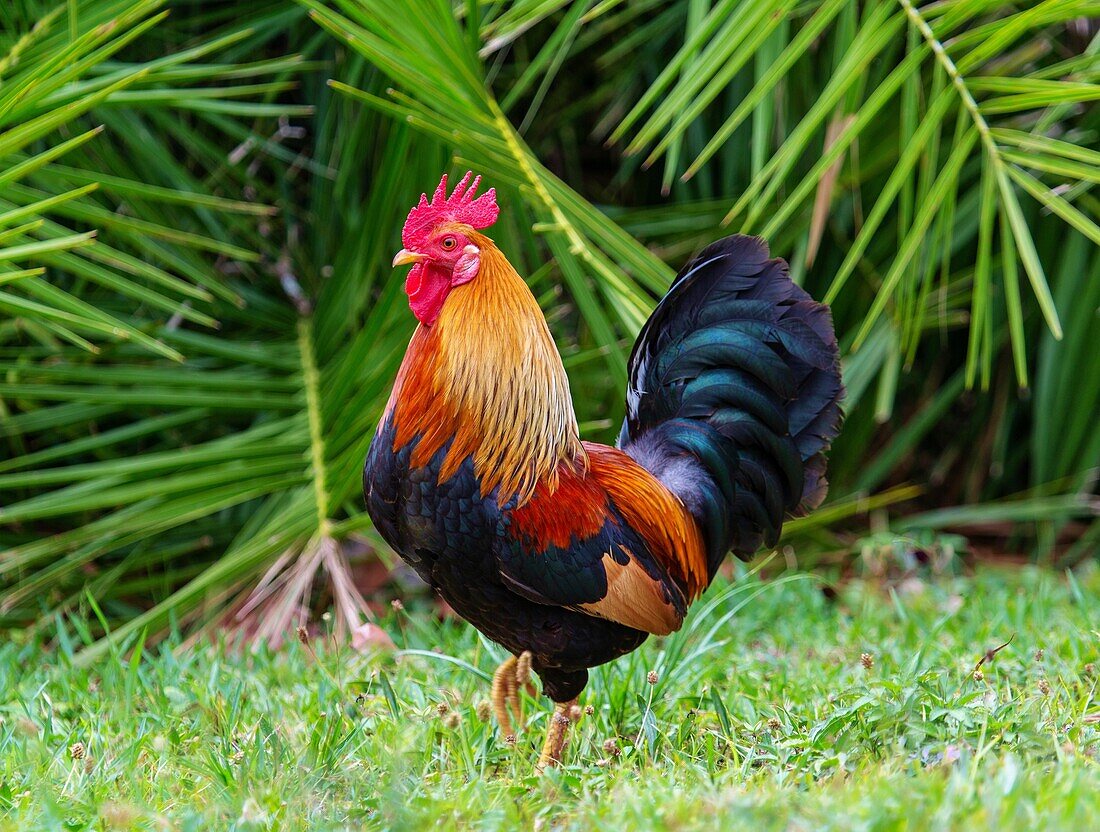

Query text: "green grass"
[3, 565, 1099, 830]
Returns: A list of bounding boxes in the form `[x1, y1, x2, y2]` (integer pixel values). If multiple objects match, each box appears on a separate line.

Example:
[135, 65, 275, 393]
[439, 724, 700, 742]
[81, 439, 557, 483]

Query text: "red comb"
[402, 171, 499, 249]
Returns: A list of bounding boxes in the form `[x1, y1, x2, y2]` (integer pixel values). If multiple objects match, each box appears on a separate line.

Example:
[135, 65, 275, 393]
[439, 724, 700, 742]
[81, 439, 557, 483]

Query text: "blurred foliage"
[0, 0, 1096, 650]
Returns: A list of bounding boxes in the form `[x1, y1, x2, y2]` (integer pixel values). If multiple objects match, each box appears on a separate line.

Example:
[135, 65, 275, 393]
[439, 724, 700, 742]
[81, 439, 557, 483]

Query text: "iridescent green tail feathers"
[619, 235, 844, 577]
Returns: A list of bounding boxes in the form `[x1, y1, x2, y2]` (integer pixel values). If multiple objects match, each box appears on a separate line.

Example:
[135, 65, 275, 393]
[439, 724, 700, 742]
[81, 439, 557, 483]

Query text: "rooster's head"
[392, 171, 499, 326]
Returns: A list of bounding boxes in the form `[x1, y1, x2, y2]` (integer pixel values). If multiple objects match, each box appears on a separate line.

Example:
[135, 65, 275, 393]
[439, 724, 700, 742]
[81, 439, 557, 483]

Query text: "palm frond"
[1, 0, 1097, 653]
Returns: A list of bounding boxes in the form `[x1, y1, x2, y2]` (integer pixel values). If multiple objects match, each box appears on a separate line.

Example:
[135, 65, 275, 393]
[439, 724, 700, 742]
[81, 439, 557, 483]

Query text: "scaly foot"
[536, 698, 580, 772]
[490, 651, 536, 739]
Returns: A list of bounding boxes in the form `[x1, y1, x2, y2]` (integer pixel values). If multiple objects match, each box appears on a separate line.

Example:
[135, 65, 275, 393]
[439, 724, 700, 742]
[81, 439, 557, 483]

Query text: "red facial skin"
[403, 228, 480, 326]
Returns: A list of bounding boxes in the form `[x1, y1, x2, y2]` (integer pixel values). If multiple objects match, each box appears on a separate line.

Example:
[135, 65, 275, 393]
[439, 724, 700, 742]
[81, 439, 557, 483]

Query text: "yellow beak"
[392, 249, 426, 267]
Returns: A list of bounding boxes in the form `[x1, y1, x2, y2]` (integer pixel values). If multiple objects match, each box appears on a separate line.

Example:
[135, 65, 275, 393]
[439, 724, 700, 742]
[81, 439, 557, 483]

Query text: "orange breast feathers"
[511, 442, 709, 603]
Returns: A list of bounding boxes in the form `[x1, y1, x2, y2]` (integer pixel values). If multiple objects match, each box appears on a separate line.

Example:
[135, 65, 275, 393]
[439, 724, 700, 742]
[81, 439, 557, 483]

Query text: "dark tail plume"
[619, 235, 844, 577]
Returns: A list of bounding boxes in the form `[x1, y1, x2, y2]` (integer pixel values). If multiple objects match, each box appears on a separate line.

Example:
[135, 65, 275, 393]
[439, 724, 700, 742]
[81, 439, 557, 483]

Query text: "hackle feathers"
[388, 236, 582, 505]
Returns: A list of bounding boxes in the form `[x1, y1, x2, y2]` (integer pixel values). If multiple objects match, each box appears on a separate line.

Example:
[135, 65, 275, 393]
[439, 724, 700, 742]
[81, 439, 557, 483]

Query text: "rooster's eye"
[441, 237, 457, 250]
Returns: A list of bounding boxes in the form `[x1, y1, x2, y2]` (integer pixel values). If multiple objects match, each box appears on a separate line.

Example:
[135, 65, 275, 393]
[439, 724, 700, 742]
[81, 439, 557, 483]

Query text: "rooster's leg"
[490, 651, 536, 739]
[490, 656, 518, 739]
[515, 650, 538, 703]
[536, 698, 579, 772]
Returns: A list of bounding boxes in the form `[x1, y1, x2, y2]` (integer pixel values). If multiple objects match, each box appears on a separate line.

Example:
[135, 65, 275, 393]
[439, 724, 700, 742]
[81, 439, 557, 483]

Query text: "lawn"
[2, 565, 1099, 830]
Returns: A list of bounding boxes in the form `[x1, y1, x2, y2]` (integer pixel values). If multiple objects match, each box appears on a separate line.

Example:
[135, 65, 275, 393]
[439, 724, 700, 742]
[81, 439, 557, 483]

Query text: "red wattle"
[404, 262, 423, 297]
[405, 262, 452, 326]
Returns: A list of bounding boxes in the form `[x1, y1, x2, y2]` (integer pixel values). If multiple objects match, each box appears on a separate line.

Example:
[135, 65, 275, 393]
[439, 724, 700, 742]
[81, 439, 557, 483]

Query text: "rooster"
[364, 172, 843, 769]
